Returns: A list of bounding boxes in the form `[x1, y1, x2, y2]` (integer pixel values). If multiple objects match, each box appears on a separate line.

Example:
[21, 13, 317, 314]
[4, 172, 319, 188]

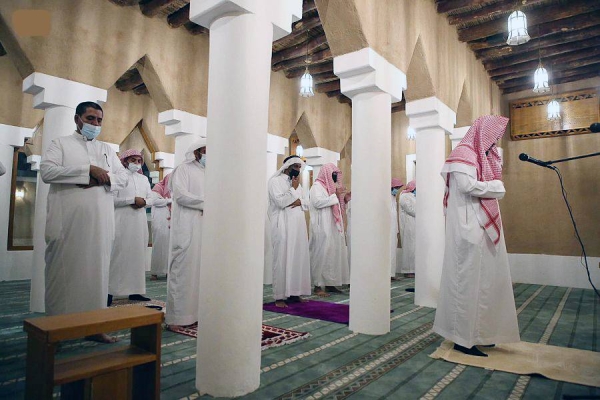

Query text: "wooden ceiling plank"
[272, 47, 332, 72]
[436, 0, 494, 14]
[139, 0, 177, 17]
[115, 69, 144, 91]
[284, 61, 334, 78]
[167, 3, 189, 28]
[502, 71, 600, 93]
[448, 0, 549, 26]
[476, 25, 600, 61]
[498, 62, 600, 89]
[272, 34, 327, 65]
[457, 0, 600, 42]
[483, 36, 600, 70]
[184, 21, 209, 35]
[491, 51, 600, 81]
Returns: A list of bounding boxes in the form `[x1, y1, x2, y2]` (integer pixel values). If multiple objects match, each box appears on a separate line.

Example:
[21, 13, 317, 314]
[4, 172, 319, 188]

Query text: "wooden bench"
[23, 306, 163, 400]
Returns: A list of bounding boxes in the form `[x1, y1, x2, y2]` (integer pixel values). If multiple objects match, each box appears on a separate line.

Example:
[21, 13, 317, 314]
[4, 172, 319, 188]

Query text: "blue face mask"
[199, 154, 206, 167]
[80, 122, 101, 140]
[391, 188, 399, 196]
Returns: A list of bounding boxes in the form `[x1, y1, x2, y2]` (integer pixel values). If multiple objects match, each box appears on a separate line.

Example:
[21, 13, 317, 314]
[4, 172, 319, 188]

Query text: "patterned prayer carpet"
[0, 276, 598, 399]
[263, 300, 350, 324]
[168, 323, 310, 351]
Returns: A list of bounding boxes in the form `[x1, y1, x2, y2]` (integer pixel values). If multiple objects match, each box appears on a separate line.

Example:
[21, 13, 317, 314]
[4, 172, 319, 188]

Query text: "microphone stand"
[544, 151, 600, 166]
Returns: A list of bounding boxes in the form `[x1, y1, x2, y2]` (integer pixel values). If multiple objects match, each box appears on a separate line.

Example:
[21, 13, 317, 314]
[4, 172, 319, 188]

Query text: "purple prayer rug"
[263, 300, 350, 324]
[167, 323, 310, 350]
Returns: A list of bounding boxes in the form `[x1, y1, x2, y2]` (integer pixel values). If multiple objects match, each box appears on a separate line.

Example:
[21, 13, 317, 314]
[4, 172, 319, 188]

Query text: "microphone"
[591, 123, 600, 133]
[519, 153, 551, 168]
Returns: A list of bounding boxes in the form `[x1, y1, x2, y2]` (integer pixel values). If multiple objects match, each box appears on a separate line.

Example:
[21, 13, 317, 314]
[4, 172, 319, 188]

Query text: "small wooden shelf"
[54, 345, 156, 385]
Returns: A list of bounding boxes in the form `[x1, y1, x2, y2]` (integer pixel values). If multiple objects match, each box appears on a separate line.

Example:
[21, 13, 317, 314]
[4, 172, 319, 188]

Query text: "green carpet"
[0, 277, 598, 399]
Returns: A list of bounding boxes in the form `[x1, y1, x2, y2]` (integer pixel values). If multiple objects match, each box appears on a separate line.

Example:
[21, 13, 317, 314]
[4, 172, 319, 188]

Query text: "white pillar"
[450, 125, 470, 150]
[303, 147, 341, 179]
[335, 48, 406, 335]
[405, 97, 456, 309]
[22, 72, 107, 313]
[190, 0, 301, 396]
[158, 109, 207, 167]
[0, 125, 34, 282]
[264, 133, 288, 285]
[154, 151, 175, 178]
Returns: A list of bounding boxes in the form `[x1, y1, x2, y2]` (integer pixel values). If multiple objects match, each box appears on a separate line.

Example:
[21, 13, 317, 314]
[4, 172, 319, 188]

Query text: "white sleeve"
[40, 139, 90, 185]
[310, 185, 339, 209]
[148, 192, 170, 207]
[453, 172, 505, 199]
[172, 168, 204, 210]
[106, 150, 128, 192]
[269, 178, 299, 209]
[400, 194, 416, 217]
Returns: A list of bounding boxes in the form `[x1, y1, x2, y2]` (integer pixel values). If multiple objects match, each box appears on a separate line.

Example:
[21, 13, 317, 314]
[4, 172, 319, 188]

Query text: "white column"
[303, 147, 341, 179]
[22, 72, 107, 313]
[264, 133, 288, 285]
[158, 109, 207, 167]
[405, 97, 456, 309]
[154, 151, 175, 177]
[0, 125, 34, 282]
[335, 48, 406, 335]
[450, 126, 470, 150]
[190, 0, 301, 396]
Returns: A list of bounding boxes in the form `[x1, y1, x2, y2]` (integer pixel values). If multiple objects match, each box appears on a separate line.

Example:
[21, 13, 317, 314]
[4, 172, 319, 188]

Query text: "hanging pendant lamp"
[507, 10, 530, 45]
[299, 31, 314, 98]
[533, 63, 550, 93]
[547, 99, 561, 121]
[407, 127, 416, 141]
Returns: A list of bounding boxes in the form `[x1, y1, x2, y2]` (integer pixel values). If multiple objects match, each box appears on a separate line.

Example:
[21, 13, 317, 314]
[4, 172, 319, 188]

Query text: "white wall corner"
[405, 97, 456, 134]
[303, 147, 340, 167]
[0, 124, 34, 147]
[154, 152, 175, 169]
[189, 0, 301, 40]
[104, 142, 121, 153]
[27, 155, 42, 171]
[158, 109, 208, 138]
[267, 133, 288, 155]
[22, 72, 107, 110]
[334, 48, 406, 102]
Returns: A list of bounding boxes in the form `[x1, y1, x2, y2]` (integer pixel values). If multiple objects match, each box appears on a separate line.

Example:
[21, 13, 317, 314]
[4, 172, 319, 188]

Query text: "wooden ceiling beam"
[457, 0, 600, 42]
[272, 47, 332, 71]
[167, 3, 189, 28]
[469, 11, 600, 52]
[502, 70, 600, 94]
[483, 36, 600, 71]
[184, 21, 209, 35]
[315, 80, 340, 94]
[448, 0, 548, 26]
[491, 52, 600, 82]
[337, 95, 351, 105]
[273, 14, 322, 52]
[476, 25, 600, 61]
[498, 62, 600, 89]
[312, 71, 338, 85]
[115, 69, 144, 91]
[284, 61, 334, 78]
[436, 0, 494, 14]
[132, 84, 149, 95]
[391, 101, 405, 113]
[303, 0, 317, 14]
[139, 0, 177, 18]
[271, 34, 327, 65]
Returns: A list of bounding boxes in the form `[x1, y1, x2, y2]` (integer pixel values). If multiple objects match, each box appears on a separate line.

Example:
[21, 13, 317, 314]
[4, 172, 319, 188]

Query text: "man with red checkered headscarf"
[433, 115, 520, 357]
[108, 149, 155, 305]
[308, 163, 350, 296]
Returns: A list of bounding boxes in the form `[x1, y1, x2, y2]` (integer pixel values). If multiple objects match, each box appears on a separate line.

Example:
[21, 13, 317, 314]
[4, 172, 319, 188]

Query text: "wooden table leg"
[25, 335, 55, 399]
[131, 323, 161, 400]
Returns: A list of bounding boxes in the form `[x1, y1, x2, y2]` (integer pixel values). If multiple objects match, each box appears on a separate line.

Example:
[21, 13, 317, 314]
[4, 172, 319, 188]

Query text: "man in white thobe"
[309, 163, 350, 296]
[108, 149, 154, 304]
[41, 102, 127, 343]
[433, 115, 520, 357]
[166, 139, 206, 329]
[149, 173, 172, 280]
[399, 180, 416, 278]
[390, 178, 404, 280]
[268, 155, 311, 308]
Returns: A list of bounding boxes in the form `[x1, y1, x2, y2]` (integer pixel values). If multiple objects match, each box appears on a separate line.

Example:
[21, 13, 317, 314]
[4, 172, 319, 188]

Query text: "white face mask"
[199, 154, 206, 167]
[128, 163, 142, 173]
[79, 120, 102, 140]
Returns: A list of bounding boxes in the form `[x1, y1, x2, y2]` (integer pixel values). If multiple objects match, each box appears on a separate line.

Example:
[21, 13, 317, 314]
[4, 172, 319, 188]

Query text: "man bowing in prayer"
[309, 163, 350, 296]
[149, 173, 172, 280]
[268, 155, 311, 308]
[108, 149, 154, 305]
[390, 178, 404, 281]
[41, 101, 128, 343]
[166, 139, 206, 330]
[433, 115, 520, 357]
[399, 180, 416, 278]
